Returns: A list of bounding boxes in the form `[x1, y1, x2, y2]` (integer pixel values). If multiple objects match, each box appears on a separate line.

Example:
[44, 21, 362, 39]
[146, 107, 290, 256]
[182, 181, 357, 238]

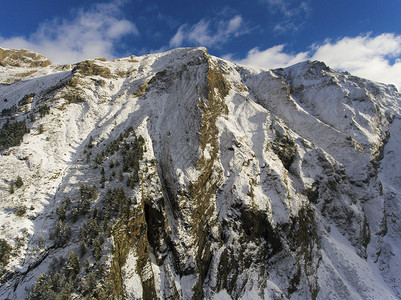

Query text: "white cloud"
[0, 0, 139, 64]
[169, 15, 244, 48]
[227, 15, 243, 36]
[169, 26, 186, 48]
[237, 45, 309, 69]
[311, 34, 401, 89]
[235, 33, 401, 90]
[187, 20, 211, 45]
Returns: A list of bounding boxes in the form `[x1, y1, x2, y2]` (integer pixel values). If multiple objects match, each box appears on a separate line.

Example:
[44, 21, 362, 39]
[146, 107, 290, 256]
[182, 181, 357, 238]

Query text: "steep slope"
[0, 47, 400, 299]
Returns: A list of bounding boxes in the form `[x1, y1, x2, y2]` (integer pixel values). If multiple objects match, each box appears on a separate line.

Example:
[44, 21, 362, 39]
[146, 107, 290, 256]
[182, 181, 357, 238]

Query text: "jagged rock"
[0, 48, 59, 85]
[0, 48, 52, 68]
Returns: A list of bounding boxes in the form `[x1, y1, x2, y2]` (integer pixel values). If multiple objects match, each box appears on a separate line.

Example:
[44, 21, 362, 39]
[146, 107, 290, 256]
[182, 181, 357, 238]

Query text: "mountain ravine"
[0, 47, 400, 299]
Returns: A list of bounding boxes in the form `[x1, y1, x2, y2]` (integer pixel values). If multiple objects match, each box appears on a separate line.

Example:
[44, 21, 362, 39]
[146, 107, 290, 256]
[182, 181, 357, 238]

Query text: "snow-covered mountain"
[0, 47, 400, 300]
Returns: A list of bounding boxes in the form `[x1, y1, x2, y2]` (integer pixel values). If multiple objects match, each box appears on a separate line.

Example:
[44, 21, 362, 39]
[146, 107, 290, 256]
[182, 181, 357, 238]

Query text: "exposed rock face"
[0, 48, 56, 85]
[0, 47, 400, 299]
[0, 48, 52, 68]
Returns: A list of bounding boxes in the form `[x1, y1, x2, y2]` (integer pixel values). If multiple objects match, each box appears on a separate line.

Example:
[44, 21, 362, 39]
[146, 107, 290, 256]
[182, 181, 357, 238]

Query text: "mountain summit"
[0, 47, 400, 299]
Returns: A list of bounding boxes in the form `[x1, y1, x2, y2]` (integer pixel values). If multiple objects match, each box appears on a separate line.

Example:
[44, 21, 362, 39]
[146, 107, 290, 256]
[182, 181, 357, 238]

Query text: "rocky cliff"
[0, 47, 400, 299]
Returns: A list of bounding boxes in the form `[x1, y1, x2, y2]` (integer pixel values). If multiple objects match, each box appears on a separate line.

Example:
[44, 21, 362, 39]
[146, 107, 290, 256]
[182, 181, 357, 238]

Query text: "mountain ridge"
[0, 47, 400, 299]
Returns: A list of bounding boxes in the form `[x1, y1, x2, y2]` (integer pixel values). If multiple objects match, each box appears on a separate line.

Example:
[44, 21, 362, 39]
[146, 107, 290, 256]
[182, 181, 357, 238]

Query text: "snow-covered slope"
[0, 47, 400, 299]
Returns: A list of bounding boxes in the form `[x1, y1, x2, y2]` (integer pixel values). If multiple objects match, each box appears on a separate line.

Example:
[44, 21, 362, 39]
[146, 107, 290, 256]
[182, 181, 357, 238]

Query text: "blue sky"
[1, 0, 401, 89]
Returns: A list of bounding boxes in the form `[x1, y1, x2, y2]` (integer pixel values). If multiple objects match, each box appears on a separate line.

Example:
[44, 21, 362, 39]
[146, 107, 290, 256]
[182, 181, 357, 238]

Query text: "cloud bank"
[236, 33, 401, 90]
[0, 1, 138, 64]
